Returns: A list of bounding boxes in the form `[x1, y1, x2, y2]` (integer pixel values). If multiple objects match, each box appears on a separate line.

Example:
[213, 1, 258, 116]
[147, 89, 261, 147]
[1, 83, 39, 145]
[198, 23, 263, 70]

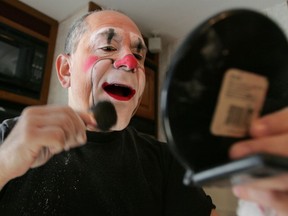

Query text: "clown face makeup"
[87, 27, 146, 104]
[58, 11, 147, 131]
[88, 27, 146, 69]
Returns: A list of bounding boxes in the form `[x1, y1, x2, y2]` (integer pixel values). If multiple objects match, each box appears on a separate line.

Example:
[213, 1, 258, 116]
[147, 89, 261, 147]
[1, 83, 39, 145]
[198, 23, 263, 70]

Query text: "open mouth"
[102, 82, 136, 101]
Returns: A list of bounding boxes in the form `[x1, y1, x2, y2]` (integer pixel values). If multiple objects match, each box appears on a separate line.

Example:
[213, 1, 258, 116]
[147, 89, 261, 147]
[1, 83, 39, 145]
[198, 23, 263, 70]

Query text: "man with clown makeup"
[0, 10, 218, 215]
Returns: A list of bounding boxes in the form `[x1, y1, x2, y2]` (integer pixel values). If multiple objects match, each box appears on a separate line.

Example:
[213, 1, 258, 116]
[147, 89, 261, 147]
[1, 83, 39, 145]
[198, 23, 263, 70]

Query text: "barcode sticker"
[210, 68, 268, 137]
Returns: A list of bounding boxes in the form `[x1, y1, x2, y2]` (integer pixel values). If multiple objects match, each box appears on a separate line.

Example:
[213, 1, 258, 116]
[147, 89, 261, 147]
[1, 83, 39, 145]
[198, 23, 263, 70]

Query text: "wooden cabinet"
[0, 0, 58, 105]
[135, 35, 159, 121]
[132, 52, 158, 136]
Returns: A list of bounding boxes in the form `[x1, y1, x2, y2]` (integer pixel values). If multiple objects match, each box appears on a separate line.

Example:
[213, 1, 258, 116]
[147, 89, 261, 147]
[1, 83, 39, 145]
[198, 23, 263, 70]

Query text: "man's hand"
[229, 108, 288, 216]
[0, 105, 95, 189]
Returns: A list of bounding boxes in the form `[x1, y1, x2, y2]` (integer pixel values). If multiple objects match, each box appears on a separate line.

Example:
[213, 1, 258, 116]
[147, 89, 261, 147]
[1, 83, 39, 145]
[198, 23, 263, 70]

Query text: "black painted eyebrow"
[96, 28, 147, 54]
[97, 28, 118, 44]
[137, 38, 144, 52]
[134, 38, 147, 54]
[107, 28, 115, 44]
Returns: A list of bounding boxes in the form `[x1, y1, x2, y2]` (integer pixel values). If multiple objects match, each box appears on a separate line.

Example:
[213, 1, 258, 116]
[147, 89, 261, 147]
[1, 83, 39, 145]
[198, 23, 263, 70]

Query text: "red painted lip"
[102, 82, 136, 101]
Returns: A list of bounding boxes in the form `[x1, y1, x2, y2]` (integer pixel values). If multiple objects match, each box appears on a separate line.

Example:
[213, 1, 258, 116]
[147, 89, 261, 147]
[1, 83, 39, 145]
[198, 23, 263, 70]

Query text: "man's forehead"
[90, 27, 145, 43]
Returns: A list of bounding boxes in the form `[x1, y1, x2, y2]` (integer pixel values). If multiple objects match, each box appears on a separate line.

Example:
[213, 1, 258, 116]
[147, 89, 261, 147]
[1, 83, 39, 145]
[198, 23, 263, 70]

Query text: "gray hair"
[64, 11, 96, 54]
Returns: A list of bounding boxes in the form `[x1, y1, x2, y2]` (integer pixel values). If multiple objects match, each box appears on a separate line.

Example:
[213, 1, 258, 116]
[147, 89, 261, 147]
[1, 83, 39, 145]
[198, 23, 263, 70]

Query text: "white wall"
[47, 5, 89, 105]
[264, 1, 288, 37]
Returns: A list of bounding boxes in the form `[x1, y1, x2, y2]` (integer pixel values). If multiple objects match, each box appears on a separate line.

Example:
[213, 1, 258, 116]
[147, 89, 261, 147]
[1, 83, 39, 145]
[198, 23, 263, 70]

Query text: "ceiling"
[20, 0, 286, 42]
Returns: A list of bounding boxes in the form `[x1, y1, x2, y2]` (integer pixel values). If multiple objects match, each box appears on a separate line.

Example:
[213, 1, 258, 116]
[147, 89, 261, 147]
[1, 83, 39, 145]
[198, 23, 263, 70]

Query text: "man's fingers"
[77, 111, 97, 129]
[0, 105, 93, 186]
[229, 134, 288, 159]
[23, 106, 88, 144]
[250, 107, 288, 138]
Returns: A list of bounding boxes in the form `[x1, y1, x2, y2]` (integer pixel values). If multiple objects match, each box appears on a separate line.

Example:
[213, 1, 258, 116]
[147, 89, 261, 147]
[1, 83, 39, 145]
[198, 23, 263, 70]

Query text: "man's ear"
[56, 54, 71, 88]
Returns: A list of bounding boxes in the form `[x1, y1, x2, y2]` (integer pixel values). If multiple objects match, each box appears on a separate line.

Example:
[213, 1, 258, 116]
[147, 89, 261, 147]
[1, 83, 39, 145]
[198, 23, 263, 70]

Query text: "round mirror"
[161, 9, 288, 174]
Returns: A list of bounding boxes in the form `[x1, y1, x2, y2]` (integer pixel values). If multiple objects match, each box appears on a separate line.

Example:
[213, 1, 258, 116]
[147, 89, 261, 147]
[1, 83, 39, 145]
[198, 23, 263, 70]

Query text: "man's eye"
[101, 46, 117, 51]
[133, 53, 143, 60]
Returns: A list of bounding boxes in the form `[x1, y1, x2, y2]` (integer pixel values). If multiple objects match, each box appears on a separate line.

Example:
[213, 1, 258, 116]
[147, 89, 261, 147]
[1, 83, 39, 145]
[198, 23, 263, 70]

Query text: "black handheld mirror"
[161, 9, 288, 186]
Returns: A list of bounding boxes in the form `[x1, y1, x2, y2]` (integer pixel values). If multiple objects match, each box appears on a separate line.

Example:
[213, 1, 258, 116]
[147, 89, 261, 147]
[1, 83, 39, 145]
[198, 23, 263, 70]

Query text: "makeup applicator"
[90, 101, 117, 131]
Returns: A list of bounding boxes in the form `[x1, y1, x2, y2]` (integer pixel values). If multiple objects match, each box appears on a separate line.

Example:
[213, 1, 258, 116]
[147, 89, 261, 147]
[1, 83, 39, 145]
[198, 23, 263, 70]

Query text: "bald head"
[64, 10, 143, 55]
[86, 11, 142, 35]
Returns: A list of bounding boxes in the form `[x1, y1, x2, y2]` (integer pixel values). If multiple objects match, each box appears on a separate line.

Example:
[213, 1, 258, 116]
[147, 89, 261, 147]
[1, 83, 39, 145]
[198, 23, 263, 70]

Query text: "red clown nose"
[114, 54, 138, 71]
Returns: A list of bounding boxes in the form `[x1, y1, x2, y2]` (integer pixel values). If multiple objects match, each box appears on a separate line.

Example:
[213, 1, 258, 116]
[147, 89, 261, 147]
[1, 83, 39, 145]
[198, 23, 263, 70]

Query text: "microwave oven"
[0, 22, 48, 100]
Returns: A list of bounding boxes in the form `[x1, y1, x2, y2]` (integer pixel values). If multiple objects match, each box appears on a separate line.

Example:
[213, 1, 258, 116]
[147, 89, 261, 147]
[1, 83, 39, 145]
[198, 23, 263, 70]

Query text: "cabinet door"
[135, 66, 155, 120]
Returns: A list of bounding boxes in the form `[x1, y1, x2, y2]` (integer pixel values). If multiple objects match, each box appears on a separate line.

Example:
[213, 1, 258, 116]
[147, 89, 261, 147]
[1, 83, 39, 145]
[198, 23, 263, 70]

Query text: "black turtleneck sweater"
[0, 118, 214, 216]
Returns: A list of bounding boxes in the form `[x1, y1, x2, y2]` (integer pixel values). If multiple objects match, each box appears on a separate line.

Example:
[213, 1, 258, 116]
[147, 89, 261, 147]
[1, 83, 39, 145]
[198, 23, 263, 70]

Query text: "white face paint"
[68, 25, 147, 131]
[89, 27, 147, 67]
